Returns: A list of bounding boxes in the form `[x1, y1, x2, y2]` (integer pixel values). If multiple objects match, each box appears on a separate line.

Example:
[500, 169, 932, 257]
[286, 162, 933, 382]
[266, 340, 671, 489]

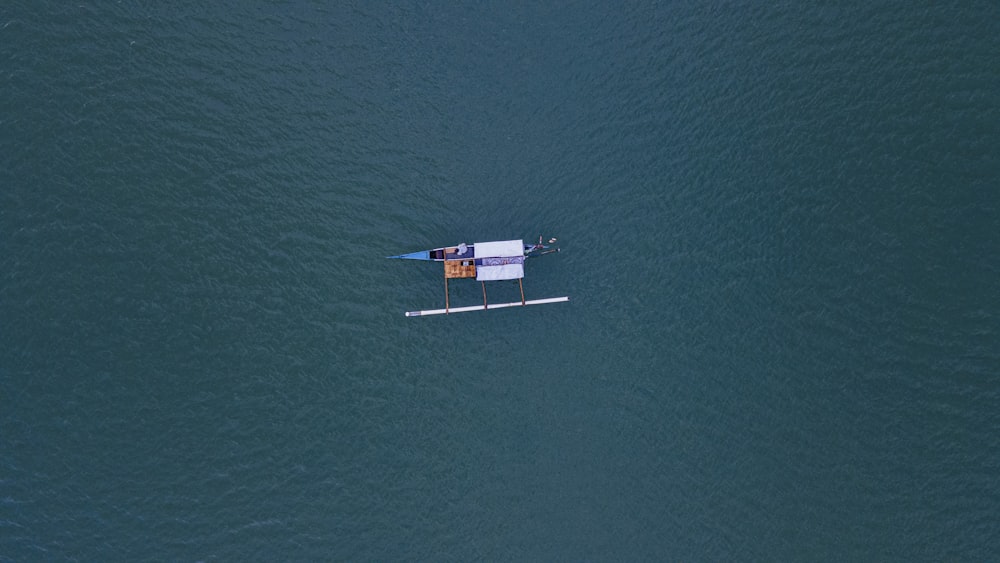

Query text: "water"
[3, 2, 999, 559]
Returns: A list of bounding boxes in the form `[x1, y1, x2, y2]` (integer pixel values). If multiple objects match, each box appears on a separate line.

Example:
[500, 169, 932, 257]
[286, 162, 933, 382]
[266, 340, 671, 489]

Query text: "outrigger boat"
[389, 237, 569, 317]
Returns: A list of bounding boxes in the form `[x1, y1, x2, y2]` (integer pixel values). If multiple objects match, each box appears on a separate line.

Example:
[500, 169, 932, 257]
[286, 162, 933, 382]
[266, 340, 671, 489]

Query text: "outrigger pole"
[405, 296, 569, 317]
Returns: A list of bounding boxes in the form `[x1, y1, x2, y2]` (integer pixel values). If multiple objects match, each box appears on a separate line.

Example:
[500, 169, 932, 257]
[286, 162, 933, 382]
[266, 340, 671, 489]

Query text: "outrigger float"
[389, 237, 569, 317]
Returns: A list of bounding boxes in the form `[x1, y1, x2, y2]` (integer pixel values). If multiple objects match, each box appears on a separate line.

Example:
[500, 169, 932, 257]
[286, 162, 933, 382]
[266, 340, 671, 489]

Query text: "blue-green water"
[3, 2, 999, 559]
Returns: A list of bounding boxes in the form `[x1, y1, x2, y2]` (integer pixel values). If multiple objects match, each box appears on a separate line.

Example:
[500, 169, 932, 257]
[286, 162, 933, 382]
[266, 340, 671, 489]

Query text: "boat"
[389, 237, 569, 317]
[387, 240, 555, 261]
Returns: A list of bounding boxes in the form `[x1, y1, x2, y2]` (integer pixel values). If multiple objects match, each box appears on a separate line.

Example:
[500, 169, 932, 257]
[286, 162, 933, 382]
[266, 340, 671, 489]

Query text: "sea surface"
[3, 2, 999, 560]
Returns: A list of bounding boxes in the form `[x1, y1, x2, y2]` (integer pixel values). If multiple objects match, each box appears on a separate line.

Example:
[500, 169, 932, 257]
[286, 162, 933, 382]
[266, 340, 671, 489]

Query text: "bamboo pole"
[445, 276, 449, 313]
[481, 281, 488, 309]
[518, 278, 525, 305]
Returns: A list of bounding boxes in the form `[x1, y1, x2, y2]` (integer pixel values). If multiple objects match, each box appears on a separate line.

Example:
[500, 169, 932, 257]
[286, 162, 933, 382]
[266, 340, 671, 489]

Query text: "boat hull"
[388, 243, 548, 261]
[387, 249, 432, 260]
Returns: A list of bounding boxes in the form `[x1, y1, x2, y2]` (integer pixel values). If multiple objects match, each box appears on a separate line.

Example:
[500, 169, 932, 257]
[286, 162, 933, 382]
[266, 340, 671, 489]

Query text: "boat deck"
[443, 245, 474, 260]
[444, 259, 476, 279]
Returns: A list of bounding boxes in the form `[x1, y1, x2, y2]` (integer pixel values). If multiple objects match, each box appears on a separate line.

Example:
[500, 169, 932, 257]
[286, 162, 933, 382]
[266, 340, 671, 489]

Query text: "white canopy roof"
[474, 239, 524, 281]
